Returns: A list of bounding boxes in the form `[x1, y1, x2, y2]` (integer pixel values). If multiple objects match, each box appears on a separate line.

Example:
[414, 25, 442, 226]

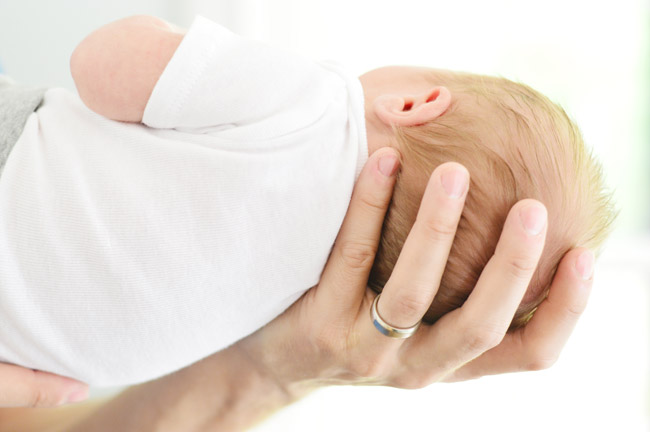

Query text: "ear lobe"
[374, 86, 451, 127]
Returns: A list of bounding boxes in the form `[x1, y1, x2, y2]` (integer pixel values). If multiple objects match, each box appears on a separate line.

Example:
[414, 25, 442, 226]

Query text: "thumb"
[0, 363, 88, 408]
[316, 148, 399, 319]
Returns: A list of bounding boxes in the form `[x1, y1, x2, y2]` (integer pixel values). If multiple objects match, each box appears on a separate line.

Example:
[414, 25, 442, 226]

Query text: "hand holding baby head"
[238, 148, 593, 393]
[365, 67, 613, 331]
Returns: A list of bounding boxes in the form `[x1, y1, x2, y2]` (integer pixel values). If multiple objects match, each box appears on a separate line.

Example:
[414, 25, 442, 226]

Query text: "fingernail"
[63, 387, 89, 404]
[575, 250, 594, 280]
[378, 154, 399, 177]
[440, 167, 469, 198]
[519, 203, 547, 236]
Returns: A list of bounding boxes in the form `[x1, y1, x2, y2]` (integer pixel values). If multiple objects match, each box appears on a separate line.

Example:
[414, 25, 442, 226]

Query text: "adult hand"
[442, 245, 593, 382]
[40, 148, 592, 432]
[240, 147, 594, 393]
[0, 363, 88, 408]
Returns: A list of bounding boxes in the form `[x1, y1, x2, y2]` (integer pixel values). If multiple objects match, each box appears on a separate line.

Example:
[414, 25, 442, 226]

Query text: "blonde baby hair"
[369, 71, 616, 329]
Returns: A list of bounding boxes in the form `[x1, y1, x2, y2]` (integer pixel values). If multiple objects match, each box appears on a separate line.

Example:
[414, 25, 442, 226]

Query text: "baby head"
[361, 66, 616, 329]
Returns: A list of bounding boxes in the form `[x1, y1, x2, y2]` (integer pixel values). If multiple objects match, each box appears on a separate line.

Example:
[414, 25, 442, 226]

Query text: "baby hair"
[369, 71, 616, 329]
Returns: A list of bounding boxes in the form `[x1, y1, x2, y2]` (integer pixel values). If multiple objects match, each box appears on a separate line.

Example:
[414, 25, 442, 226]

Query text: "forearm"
[0, 399, 106, 432]
[66, 344, 303, 432]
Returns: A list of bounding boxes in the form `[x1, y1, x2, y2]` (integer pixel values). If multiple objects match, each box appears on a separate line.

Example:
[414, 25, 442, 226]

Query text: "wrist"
[236, 327, 322, 402]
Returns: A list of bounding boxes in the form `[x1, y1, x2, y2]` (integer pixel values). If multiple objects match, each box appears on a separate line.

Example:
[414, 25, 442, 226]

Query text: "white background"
[1, 0, 648, 430]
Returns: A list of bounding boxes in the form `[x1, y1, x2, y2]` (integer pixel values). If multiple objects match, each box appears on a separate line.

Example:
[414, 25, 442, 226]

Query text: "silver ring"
[370, 294, 421, 339]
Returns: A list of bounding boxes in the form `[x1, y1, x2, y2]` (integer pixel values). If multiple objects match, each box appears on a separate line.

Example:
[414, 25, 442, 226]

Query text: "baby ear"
[374, 86, 451, 127]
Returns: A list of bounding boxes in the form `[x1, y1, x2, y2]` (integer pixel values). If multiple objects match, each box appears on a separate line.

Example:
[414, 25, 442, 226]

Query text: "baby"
[0, 15, 614, 386]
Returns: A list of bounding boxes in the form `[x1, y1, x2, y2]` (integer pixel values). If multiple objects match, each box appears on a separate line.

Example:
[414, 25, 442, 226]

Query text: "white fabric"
[0, 16, 367, 386]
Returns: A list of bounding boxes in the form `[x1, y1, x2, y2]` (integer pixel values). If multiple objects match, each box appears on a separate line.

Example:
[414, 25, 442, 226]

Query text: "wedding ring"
[370, 294, 421, 339]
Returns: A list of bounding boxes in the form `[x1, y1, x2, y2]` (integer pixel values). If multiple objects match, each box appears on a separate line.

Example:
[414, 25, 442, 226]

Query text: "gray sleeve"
[0, 76, 46, 175]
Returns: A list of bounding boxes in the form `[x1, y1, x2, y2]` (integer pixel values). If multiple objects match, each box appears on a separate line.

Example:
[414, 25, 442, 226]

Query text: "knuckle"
[358, 192, 389, 215]
[462, 323, 505, 353]
[314, 327, 345, 358]
[525, 354, 559, 371]
[393, 374, 433, 390]
[524, 347, 559, 371]
[338, 240, 377, 271]
[350, 357, 387, 379]
[29, 387, 53, 408]
[313, 332, 333, 354]
[504, 255, 538, 280]
[24, 371, 57, 408]
[390, 295, 430, 320]
[418, 216, 457, 243]
[564, 300, 588, 319]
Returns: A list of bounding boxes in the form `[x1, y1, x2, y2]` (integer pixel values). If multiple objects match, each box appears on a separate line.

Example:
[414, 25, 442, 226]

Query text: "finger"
[315, 148, 400, 319]
[0, 363, 89, 407]
[403, 199, 547, 374]
[378, 162, 469, 328]
[441, 248, 594, 381]
[520, 247, 594, 365]
[458, 199, 547, 334]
